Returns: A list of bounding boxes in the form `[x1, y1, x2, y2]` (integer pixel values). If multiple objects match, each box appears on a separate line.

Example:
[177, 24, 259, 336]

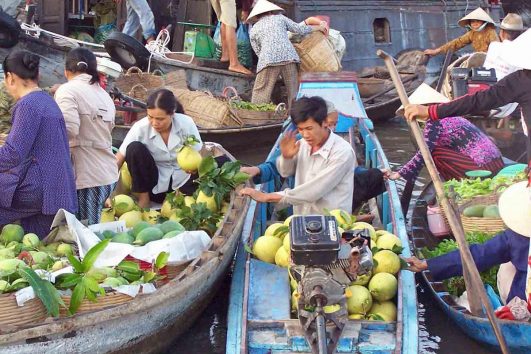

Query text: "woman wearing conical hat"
[424, 7, 499, 56]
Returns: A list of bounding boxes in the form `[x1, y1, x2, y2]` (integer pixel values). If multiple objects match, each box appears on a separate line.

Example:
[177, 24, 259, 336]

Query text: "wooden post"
[376, 49, 510, 354]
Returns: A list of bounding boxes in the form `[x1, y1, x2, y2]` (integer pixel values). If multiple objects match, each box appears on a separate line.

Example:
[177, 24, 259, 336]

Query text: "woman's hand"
[279, 131, 299, 159]
[424, 48, 440, 56]
[240, 166, 260, 178]
[240, 187, 268, 202]
[404, 104, 429, 121]
[387, 172, 402, 180]
[404, 256, 428, 272]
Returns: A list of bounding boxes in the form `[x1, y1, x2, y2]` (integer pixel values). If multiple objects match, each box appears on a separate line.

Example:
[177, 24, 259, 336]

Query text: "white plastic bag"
[328, 28, 346, 62]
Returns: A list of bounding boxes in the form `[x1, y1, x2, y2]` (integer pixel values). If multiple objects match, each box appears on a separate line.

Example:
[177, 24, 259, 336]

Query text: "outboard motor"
[450, 66, 497, 98]
[289, 215, 373, 354]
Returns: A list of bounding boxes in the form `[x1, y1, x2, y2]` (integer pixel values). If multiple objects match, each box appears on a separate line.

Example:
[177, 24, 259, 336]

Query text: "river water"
[168, 117, 499, 354]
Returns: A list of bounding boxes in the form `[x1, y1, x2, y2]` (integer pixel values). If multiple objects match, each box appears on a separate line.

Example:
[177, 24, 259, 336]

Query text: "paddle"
[376, 49, 510, 354]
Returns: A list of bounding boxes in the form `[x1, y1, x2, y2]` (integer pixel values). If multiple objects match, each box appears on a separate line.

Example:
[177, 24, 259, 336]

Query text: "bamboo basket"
[114, 66, 164, 102]
[60, 291, 134, 317]
[458, 193, 505, 234]
[293, 32, 341, 72]
[0, 293, 48, 327]
[222, 87, 287, 126]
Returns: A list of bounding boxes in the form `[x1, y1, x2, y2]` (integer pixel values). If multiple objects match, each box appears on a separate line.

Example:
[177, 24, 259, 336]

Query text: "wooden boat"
[409, 184, 531, 353]
[226, 72, 419, 353]
[0, 143, 251, 353]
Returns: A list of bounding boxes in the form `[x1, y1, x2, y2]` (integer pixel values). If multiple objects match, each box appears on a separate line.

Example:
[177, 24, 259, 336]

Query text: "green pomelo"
[120, 162, 132, 191]
[283, 233, 290, 253]
[368, 301, 397, 321]
[0, 279, 8, 292]
[274, 246, 290, 268]
[283, 215, 297, 227]
[0, 258, 25, 272]
[102, 277, 123, 287]
[184, 196, 195, 208]
[142, 209, 160, 225]
[159, 220, 186, 235]
[29, 251, 49, 265]
[373, 250, 401, 275]
[252, 236, 282, 264]
[0, 248, 15, 259]
[350, 271, 372, 286]
[101, 230, 116, 240]
[368, 272, 398, 302]
[329, 209, 352, 227]
[483, 205, 500, 218]
[134, 227, 164, 246]
[51, 260, 67, 272]
[112, 194, 136, 217]
[177, 145, 202, 172]
[376, 233, 402, 251]
[463, 205, 486, 217]
[196, 191, 217, 212]
[348, 313, 365, 320]
[160, 199, 176, 218]
[132, 221, 151, 237]
[100, 208, 116, 223]
[22, 233, 40, 248]
[346, 285, 373, 315]
[163, 229, 185, 239]
[118, 210, 143, 228]
[264, 223, 286, 238]
[56, 243, 74, 257]
[111, 232, 135, 244]
[1, 224, 24, 243]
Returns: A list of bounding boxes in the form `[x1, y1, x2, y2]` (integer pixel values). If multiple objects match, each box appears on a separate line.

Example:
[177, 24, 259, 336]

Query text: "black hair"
[146, 89, 184, 115]
[502, 28, 523, 41]
[2, 50, 39, 81]
[65, 47, 99, 85]
[290, 96, 327, 125]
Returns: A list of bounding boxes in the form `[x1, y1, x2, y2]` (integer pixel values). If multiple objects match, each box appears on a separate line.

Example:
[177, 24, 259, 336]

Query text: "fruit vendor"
[0, 50, 77, 237]
[388, 84, 504, 182]
[54, 48, 118, 225]
[240, 96, 355, 214]
[405, 181, 531, 306]
[424, 7, 498, 56]
[116, 89, 202, 208]
[405, 28, 531, 173]
[247, 0, 326, 107]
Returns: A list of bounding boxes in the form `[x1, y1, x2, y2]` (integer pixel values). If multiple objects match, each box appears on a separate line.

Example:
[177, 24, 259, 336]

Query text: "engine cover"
[290, 215, 340, 266]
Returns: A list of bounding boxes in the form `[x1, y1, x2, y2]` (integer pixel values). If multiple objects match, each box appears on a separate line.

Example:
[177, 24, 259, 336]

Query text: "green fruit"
[142, 209, 160, 225]
[368, 273, 398, 302]
[184, 196, 195, 208]
[51, 260, 67, 272]
[0, 279, 8, 293]
[0, 248, 15, 259]
[9, 278, 29, 291]
[102, 230, 116, 240]
[373, 250, 401, 275]
[0, 258, 25, 272]
[177, 145, 202, 172]
[100, 208, 116, 223]
[483, 205, 500, 218]
[350, 271, 372, 286]
[196, 191, 217, 212]
[160, 199, 176, 218]
[264, 223, 286, 238]
[132, 221, 151, 237]
[376, 233, 402, 251]
[163, 229, 185, 239]
[1, 224, 24, 243]
[252, 236, 282, 264]
[368, 301, 397, 321]
[56, 243, 74, 257]
[102, 277, 123, 287]
[22, 233, 40, 248]
[5, 241, 22, 255]
[346, 285, 373, 315]
[463, 205, 486, 217]
[119, 210, 143, 228]
[86, 268, 109, 282]
[120, 162, 133, 191]
[116, 276, 129, 286]
[29, 251, 50, 265]
[134, 227, 164, 246]
[283, 233, 290, 253]
[112, 194, 136, 217]
[111, 232, 135, 244]
[159, 220, 185, 235]
[274, 246, 290, 268]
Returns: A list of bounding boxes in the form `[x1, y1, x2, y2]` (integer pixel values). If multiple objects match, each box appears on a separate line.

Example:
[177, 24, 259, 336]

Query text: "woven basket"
[60, 291, 133, 317]
[163, 69, 188, 90]
[114, 67, 164, 102]
[293, 32, 341, 72]
[457, 192, 505, 234]
[170, 88, 242, 128]
[0, 293, 47, 327]
[222, 87, 287, 126]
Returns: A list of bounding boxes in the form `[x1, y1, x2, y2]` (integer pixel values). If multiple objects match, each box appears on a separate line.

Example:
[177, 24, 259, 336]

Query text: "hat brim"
[498, 181, 531, 237]
[395, 83, 450, 116]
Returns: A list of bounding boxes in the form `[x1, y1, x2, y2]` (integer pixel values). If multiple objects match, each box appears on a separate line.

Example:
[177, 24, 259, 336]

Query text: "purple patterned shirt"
[0, 91, 77, 214]
[398, 116, 502, 180]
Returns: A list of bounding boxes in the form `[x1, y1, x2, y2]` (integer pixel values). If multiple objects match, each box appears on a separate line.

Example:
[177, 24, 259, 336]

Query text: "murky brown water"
[168, 117, 500, 354]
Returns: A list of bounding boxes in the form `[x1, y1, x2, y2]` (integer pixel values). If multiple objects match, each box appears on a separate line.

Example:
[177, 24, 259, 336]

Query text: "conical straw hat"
[247, 0, 284, 22]
[500, 28, 531, 70]
[499, 13, 524, 31]
[498, 181, 531, 237]
[395, 83, 450, 116]
[458, 7, 495, 27]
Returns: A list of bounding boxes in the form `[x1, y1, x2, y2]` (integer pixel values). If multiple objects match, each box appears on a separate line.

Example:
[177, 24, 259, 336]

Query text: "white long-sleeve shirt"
[276, 132, 355, 215]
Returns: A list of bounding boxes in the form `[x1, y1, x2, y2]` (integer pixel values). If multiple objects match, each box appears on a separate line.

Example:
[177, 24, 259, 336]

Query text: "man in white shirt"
[240, 96, 355, 215]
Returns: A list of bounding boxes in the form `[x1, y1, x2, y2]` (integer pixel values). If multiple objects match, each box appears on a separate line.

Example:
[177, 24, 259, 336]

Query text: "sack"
[170, 88, 242, 129]
[213, 22, 222, 61]
[236, 23, 252, 68]
[328, 28, 346, 62]
[293, 32, 341, 72]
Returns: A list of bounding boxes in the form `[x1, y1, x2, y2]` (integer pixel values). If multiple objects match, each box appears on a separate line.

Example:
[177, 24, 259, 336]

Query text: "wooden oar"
[376, 49, 510, 354]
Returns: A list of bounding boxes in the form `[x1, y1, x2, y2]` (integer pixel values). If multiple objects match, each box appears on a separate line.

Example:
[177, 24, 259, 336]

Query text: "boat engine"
[289, 215, 373, 354]
[450, 66, 497, 99]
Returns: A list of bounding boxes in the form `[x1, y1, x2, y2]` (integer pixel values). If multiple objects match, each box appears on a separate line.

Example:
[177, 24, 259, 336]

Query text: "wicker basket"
[114, 67, 164, 102]
[170, 88, 242, 128]
[458, 193, 506, 234]
[293, 32, 341, 72]
[163, 69, 188, 90]
[60, 291, 133, 317]
[222, 87, 287, 126]
[0, 293, 48, 327]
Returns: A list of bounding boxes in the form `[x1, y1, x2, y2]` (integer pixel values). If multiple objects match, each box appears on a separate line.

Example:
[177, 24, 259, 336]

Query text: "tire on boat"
[0, 10, 21, 48]
[104, 32, 151, 71]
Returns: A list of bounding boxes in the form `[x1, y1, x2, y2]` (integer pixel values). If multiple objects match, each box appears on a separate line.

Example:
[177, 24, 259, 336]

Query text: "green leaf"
[155, 252, 169, 270]
[84, 286, 98, 302]
[18, 267, 63, 317]
[198, 156, 217, 177]
[244, 244, 253, 254]
[55, 273, 83, 289]
[143, 271, 156, 283]
[233, 172, 250, 184]
[69, 282, 86, 315]
[399, 258, 408, 270]
[392, 245, 404, 255]
[83, 276, 101, 293]
[372, 259, 379, 269]
[67, 253, 84, 273]
[273, 226, 289, 238]
[368, 313, 385, 321]
[81, 239, 110, 273]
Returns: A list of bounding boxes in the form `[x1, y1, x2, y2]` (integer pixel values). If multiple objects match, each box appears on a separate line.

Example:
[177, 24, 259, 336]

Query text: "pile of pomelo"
[250, 210, 404, 322]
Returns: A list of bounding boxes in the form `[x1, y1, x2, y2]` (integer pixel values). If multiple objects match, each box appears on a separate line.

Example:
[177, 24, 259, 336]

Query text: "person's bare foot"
[229, 64, 252, 75]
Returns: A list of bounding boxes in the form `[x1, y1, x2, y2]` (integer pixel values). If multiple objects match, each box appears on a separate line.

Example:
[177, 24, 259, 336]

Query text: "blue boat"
[410, 185, 531, 354]
[226, 72, 418, 353]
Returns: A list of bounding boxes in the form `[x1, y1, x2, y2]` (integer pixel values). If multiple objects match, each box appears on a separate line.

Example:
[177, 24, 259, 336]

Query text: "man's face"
[296, 117, 328, 147]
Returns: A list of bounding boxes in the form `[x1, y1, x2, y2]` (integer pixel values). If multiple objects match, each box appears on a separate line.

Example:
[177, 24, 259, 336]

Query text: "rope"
[20, 23, 105, 48]
[144, 28, 195, 73]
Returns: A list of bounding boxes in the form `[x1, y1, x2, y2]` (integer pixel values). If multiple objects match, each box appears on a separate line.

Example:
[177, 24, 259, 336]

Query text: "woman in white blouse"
[116, 89, 202, 208]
